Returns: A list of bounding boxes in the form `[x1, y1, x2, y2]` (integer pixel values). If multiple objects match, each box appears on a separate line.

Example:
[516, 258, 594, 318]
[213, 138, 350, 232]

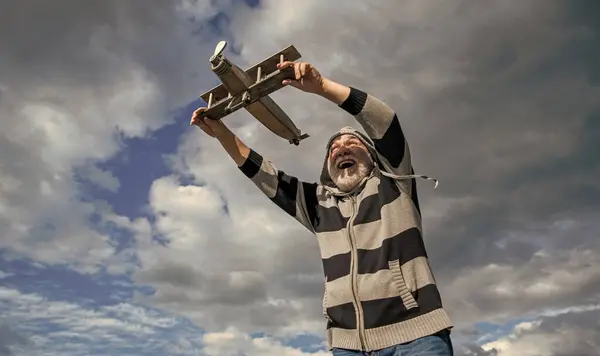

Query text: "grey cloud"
[0, 323, 30, 356]
[130, 221, 325, 333]
[176, 0, 600, 344]
[490, 309, 600, 356]
[0, 0, 220, 267]
[0, 0, 209, 106]
[11, 0, 597, 351]
[226, 0, 600, 316]
[537, 309, 600, 347]
[459, 345, 498, 356]
[136, 261, 200, 288]
[76, 164, 121, 192]
[135, 262, 268, 307]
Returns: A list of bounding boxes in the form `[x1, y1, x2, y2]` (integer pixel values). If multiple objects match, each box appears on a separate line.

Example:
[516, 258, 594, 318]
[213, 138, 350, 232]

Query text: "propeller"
[209, 40, 227, 65]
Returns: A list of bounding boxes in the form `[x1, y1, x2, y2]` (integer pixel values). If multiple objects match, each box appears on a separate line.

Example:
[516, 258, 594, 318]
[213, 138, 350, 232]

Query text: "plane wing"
[199, 45, 301, 105]
[198, 44, 308, 145]
[245, 95, 305, 143]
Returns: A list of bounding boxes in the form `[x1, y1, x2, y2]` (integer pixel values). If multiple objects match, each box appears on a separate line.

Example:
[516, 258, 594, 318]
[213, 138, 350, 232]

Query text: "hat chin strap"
[379, 170, 439, 189]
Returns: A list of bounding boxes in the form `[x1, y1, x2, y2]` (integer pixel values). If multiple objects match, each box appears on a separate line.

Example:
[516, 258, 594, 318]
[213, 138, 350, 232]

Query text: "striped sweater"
[238, 87, 453, 351]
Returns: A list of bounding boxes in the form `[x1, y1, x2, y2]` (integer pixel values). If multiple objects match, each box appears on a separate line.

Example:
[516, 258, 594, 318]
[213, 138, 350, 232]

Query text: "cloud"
[200, 328, 330, 356]
[461, 345, 499, 356]
[2, 0, 599, 354]
[481, 307, 600, 356]
[0, 284, 330, 356]
[129, 0, 600, 350]
[0, 322, 30, 356]
[76, 164, 121, 193]
[0, 286, 203, 355]
[443, 240, 600, 326]
[0, 0, 221, 271]
[107, 175, 325, 336]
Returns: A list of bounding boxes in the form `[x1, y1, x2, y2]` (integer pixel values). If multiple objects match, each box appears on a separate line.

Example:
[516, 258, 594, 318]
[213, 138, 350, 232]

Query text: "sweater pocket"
[388, 259, 419, 309]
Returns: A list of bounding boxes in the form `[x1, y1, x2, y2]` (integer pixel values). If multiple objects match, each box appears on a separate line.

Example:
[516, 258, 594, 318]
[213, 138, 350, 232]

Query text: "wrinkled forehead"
[330, 133, 363, 148]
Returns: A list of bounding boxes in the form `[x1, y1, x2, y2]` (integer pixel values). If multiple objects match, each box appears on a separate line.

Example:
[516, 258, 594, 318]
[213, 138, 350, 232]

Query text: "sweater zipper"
[346, 195, 367, 350]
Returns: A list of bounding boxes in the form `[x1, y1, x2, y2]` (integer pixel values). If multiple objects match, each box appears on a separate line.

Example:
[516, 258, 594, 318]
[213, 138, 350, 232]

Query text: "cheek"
[328, 149, 337, 161]
[328, 152, 336, 163]
[351, 147, 370, 160]
[327, 159, 336, 172]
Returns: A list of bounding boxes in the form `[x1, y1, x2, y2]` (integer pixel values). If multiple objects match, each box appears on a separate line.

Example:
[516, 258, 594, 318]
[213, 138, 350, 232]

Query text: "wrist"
[319, 77, 351, 106]
[319, 77, 333, 96]
[215, 130, 249, 167]
[214, 127, 235, 142]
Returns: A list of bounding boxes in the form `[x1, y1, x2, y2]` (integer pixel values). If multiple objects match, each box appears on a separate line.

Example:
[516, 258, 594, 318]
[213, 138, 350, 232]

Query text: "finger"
[294, 62, 301, 80]
[299, 62, 307, 77]
[190, 108, 206, 125]
[193, 117, 208, 129]
[277, 61, 295, 70]
[193, 107, 207, 116]
[196, 120, 208, 129]
[190, 115, 202, 126]
[305, 63, 313, 76]
[284, 79, 301, 89]
[203, 118, 222, 128]
[197, 120, 214, 135]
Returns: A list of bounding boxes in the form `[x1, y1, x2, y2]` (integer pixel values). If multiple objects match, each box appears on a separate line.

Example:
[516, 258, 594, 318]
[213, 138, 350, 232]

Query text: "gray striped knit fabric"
[239, 87, 452, 352]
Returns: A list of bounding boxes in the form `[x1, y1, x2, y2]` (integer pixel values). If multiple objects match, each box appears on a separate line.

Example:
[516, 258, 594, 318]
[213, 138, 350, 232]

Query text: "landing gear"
[289, 133, 309, 145]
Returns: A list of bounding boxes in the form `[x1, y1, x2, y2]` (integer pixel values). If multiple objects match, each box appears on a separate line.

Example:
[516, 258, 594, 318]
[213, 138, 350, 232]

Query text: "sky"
[1, 0, 599, 355]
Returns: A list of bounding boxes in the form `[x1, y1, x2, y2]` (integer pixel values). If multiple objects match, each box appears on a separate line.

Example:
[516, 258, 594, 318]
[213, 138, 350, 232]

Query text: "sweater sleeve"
[238, 149, 318, 233]
[339, 87, 412, 177]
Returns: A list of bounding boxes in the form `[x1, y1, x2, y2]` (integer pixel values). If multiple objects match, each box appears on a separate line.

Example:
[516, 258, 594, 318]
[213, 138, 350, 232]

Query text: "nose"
[334, 146, 352, 160]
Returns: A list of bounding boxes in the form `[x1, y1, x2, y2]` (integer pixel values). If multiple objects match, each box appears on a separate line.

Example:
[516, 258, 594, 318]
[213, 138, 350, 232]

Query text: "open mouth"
[337, 159, 356, 169]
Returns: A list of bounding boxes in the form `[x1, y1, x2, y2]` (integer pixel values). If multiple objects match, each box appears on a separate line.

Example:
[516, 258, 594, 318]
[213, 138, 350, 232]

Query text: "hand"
[190, 107, 231, 139]
[277, 61, 325, 95]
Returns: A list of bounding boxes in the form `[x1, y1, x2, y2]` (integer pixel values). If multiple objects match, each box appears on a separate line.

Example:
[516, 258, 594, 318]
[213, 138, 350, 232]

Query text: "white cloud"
[130, 0, 600, 347]
[201, 327, 329, 356]
[0, 0, 220, 272]
[3, 0, 600, 354]
[0, 285, 329, 356]
[0, 286, 200, 355]
[481, 306, 600, 356]
[108, 173, 325, 336]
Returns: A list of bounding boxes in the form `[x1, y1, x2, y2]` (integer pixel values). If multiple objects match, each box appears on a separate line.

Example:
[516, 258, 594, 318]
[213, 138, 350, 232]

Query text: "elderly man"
[190, 61, 454, 356]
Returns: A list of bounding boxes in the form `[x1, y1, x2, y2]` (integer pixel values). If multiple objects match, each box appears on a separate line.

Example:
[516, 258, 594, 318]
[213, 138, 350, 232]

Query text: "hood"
[319, 126, 381, 196]
[319, 126, 440, 197]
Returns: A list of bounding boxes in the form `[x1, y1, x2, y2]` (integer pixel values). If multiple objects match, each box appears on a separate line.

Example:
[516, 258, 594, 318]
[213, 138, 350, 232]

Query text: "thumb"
[204, 118, 219, 127]
[204, 118, 226, 131]
[283, 79, 302, 89]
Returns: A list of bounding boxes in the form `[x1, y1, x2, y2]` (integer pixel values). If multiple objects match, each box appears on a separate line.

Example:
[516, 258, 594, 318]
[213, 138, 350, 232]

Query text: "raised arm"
[331, 83, 410, 175]
[190, 109, 318, 233]
[278, 61, 411, 176]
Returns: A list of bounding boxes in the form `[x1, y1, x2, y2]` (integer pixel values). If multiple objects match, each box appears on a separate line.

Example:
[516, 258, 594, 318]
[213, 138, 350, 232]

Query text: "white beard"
[328, 158, 374, 192]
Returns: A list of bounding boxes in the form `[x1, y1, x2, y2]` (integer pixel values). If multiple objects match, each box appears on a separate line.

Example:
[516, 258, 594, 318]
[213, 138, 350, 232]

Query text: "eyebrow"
[333, 137, 360, 146]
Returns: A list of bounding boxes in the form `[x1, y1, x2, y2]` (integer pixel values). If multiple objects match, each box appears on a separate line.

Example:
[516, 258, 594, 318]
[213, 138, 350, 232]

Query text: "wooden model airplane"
[198, 41, 309, 145]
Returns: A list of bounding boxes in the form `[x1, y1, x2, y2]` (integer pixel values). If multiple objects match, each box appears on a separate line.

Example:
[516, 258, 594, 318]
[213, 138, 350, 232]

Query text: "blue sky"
[0, 3, 337, 354]
[0, 95, 203, 356]
[2, 1, 600, 355]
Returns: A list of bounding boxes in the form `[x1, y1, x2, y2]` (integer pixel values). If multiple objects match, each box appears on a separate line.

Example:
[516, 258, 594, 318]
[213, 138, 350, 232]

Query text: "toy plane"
[198, 41, 309, 145]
